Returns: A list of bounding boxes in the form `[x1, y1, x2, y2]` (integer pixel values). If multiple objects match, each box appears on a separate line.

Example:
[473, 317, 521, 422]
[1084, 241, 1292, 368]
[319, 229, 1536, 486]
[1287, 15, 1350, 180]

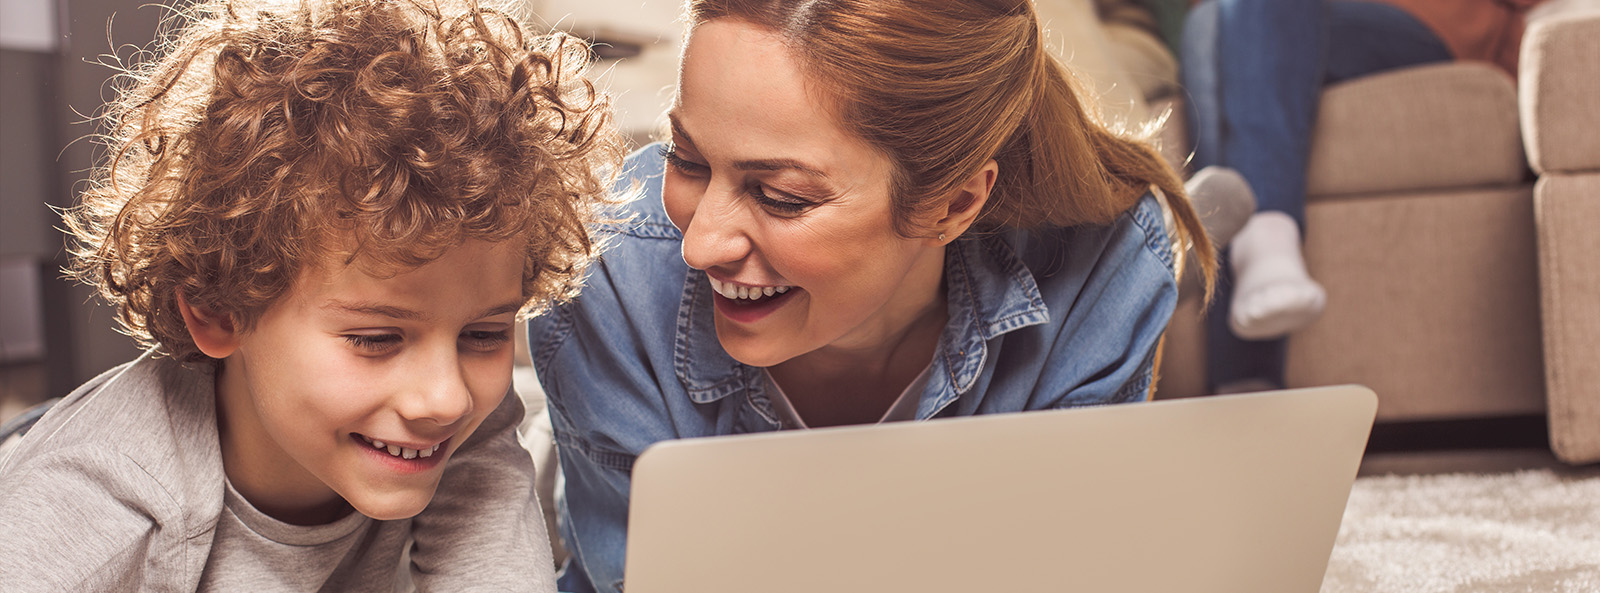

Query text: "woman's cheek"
[662, 176, 698, 233]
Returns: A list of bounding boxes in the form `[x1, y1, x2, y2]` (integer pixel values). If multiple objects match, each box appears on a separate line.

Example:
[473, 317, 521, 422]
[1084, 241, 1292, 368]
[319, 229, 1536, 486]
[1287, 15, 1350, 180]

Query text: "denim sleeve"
[529, 303, 641, 593]
[529, 306, 635, 593]
[528, 247, 690, 593]
[526, 144, 687, 593]
[1037, 195, 1180, 408]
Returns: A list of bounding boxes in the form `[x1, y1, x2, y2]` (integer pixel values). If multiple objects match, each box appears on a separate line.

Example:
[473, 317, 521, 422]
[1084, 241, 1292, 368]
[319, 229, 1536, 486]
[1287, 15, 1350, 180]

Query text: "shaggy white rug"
[1322, 469, 1600, 593]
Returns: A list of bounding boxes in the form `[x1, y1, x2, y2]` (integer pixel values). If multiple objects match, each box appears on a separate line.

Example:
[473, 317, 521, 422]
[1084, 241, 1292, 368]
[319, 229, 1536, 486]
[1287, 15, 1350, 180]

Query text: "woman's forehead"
[675, 19, 888, 182]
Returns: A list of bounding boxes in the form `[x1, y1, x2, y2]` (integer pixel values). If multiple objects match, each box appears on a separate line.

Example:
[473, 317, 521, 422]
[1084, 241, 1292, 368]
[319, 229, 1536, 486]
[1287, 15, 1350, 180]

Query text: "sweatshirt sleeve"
[0, 447, 179, 592]
[407, 390, 558, 593]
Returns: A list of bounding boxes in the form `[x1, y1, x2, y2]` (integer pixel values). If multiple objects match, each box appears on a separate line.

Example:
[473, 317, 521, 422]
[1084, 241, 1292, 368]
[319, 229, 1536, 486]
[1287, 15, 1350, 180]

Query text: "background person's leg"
[1187, 0, 1452, 392]
[1185, 0, 1326, 390]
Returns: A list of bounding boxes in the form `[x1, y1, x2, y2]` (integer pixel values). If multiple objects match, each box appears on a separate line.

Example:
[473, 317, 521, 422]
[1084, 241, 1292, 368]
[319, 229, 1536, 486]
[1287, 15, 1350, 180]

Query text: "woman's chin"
[712, 326, 801, 369]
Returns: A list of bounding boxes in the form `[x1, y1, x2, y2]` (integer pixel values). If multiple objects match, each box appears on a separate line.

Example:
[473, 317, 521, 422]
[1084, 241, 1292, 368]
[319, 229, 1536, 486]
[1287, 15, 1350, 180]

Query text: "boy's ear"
[932, 159, 998, 244]
[176, 293, 241, 359]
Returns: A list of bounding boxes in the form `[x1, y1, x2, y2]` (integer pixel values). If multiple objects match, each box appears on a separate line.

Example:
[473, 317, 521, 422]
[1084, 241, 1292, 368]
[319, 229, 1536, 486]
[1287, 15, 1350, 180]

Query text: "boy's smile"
[191, 240, 525, 525]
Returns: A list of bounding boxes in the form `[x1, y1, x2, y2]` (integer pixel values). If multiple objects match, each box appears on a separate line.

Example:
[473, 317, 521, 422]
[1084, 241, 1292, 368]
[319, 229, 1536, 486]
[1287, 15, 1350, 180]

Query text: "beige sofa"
[1154, 11, 1600, 466]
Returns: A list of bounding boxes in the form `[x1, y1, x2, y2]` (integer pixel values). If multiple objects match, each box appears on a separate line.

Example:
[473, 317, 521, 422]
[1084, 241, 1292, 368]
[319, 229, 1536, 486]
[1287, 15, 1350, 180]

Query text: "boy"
[0, 0, 621, 590]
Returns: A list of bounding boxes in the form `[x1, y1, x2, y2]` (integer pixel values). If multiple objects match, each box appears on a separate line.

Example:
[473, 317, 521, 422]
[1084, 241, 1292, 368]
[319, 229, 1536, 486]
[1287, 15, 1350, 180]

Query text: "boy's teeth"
[365, 436, 444, 459]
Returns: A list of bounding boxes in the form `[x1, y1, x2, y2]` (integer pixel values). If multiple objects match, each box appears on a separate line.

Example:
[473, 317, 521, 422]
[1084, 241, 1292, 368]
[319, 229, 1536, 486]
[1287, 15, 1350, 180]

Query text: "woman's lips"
[708, 277, 800, 324]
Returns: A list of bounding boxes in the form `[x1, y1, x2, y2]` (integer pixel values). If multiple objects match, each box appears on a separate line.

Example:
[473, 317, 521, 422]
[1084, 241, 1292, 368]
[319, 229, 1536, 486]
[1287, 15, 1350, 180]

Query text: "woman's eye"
[660, 145, 709, 177]
[461, 329, 511, 352]
[749, 185, 812, 214]
[345, 333, 401, 353]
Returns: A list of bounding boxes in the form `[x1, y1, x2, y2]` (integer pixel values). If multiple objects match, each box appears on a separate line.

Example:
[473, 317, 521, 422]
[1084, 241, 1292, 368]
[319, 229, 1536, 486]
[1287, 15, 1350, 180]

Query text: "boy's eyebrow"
[477, 302, 525, 319]
[667, 113, 829, 180]
[325, 300, 524, 322]
[328, 301, 427, 321]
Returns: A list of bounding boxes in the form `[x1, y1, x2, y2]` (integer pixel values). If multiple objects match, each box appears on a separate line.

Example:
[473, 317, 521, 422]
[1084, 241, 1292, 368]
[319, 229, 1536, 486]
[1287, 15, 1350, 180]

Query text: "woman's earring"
[939, 233, 946, 242]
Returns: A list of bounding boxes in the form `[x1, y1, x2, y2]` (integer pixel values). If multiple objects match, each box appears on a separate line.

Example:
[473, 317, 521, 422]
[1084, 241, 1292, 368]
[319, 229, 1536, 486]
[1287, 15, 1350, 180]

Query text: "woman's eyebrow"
[733, 158, 829, 179]
[668, 112, 829, 180]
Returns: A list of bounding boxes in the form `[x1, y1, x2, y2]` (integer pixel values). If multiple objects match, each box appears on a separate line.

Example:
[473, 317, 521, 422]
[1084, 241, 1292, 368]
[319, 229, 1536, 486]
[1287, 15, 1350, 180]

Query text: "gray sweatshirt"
[0, 352, 556, 592]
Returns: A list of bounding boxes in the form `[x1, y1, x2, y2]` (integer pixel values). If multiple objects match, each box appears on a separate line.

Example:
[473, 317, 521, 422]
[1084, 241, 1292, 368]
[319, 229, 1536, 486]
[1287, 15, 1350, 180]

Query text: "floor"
[1358, 447, 1575, 476]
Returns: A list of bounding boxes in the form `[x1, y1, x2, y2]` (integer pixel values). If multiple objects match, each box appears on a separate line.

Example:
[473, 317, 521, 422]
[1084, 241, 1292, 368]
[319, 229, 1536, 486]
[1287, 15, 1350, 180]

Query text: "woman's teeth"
[359, 434, 441, 459]
[709, 277, 791, 301]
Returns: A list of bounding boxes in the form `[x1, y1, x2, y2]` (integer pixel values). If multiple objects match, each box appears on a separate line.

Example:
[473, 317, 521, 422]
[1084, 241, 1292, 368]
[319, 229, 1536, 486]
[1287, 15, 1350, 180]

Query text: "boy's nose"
[398, 353, 474, 426]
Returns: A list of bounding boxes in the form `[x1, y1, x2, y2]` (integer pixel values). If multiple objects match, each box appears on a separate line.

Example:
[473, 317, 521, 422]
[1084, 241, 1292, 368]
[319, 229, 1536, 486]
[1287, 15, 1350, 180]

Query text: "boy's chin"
[347, 486, 441, 521]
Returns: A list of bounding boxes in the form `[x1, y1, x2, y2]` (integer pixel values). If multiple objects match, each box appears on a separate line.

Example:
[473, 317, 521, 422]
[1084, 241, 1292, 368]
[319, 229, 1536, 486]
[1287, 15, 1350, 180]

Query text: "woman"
[529, 1, 1215, 590]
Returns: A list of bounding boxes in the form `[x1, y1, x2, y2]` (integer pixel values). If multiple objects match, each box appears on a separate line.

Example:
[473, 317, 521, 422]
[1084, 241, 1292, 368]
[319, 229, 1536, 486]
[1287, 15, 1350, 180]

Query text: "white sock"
[1228, 211, 1326, 340]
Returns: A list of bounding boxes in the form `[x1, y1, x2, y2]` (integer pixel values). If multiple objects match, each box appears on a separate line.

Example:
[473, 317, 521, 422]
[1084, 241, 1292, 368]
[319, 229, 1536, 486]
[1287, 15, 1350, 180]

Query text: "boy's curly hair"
[65, 0, 624, 361]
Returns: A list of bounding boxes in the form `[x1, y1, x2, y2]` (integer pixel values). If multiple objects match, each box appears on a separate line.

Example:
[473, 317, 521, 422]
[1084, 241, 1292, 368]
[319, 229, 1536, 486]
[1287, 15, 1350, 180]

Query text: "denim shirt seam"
[1128, 192, 1177, 275]
[928, 235, 1051, 416]
[972, 234, 1052, 338]
[599, 219, 682, 241]
[939, 241, 990, 400]
[741, 367, 783, 428]
[674, 268, 746, 402]
[531, 302, 576, 373]
[1111, 344, 1159, 404]
[551, 427, 637, 474]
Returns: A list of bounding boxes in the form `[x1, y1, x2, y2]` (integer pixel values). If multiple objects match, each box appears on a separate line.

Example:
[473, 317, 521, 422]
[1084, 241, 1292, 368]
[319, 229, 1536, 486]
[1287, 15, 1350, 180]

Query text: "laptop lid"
[624, 385, 1377, 593]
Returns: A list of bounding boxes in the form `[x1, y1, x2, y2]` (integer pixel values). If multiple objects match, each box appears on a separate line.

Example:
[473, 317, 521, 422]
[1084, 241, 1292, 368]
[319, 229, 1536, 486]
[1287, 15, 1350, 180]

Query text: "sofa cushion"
[1520, 13, 1600, 175]
[1306, 62, 1526, 198]
[1291, 186, 1544, 421]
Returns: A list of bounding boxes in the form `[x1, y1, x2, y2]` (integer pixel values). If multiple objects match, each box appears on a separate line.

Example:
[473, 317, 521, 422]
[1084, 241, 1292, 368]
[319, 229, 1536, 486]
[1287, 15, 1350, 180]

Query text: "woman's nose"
[679, 186, 754, 271]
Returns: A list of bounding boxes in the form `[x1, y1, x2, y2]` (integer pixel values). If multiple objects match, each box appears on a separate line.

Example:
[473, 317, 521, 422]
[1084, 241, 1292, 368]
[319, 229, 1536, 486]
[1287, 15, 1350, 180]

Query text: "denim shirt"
[529, 145, 1181, 593]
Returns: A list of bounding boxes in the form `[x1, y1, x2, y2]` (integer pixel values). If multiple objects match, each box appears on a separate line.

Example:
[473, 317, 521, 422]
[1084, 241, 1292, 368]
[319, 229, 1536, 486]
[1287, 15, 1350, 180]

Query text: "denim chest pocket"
[554, 428, 638, 474]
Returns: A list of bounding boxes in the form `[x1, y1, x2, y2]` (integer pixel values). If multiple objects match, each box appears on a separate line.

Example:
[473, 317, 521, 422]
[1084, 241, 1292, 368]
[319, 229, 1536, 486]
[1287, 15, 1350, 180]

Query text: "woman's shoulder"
[598, 143, 682, 243]
[529, 144, 692, 367]
[1003, 192, 1177, 283]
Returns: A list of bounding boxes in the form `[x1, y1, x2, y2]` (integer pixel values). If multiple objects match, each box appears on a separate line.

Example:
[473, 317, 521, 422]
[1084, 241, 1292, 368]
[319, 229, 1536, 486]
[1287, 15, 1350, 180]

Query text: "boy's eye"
[461, 329, 511, 352]
[345, 333, 402, 353]
[660, 145, 709, 177]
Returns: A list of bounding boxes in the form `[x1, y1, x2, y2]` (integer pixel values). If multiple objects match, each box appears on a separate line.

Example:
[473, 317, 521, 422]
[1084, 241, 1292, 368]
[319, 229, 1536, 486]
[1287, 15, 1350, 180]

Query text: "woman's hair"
[66, 0, 624, 360]
[685, 0, 1215, 295]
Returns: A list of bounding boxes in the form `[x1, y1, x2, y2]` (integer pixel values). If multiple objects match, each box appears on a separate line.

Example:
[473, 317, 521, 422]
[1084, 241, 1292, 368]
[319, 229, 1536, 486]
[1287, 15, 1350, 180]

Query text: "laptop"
[623, 385, 1377, 593]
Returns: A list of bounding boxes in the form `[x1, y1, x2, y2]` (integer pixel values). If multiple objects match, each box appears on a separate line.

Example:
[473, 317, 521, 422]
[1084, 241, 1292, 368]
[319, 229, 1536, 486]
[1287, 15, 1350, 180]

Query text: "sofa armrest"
[1522, 10, 1600, 465]
[1520, 11, 1600, 175]
[1535, 178, 1600, 465]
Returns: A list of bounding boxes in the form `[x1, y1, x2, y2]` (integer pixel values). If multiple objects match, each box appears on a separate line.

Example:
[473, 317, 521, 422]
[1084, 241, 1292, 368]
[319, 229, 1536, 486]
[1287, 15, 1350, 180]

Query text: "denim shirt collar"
[672, 232, 1051, 418]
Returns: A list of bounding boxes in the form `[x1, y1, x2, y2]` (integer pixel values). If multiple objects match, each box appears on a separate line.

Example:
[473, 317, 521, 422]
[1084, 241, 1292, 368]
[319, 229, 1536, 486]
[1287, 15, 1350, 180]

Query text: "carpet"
[1321, 468, 1600, 592]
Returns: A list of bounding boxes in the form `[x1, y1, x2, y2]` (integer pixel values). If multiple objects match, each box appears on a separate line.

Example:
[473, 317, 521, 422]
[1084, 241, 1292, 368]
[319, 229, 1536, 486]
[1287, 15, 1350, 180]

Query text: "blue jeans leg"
[1183, 0, 1452, 390]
